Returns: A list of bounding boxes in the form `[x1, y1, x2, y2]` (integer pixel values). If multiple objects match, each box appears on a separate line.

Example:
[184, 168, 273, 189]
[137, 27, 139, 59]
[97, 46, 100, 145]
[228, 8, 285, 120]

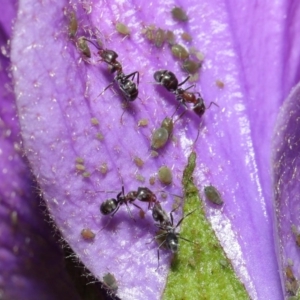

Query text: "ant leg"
[156, 249, 160, 271]
[131, 202, 145, 216]
[170, 103, 181, 119]
[183, 84, 196, 92]
[167, 203, 184, 223]
[178, 75, 190, 87]
[173, 110, 187, 125]
[83, 38, 102, 50]
[206, 101, 219, 109]
[120, 109, 126, 125]
[110, 203, 121, 217]
[124, 203, 136, 221]
[97, 82, 114, 98]
[191, 121, 203, 149]
[169, 210, 174, 226]
[124, 71, 140, 85]
[178, 235, 198, 245]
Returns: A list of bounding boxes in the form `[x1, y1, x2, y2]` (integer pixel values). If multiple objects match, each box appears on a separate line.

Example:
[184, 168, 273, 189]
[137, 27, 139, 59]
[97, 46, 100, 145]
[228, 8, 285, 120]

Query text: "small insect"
[76, 37, 92, 58]
[133, 156, 144, 168]
[96, 49, 139, 101]
[116, 22, 130, 36]
[100, 186, 142, 218]
[291, 225, 300, 247]
[204, 185, 224, 206]
[68, 10, 78, 39]
[165, 30, 176, 45]
[141, 24, 156, 42]
[182, 59, 202, 74]
[138, 118, 148, 127]
[151, 127, 169, 149]
[154, 69, 218, 117]
[85, 40, 140, 102]
[90, 117, 99, 125]
[154, 28, 166, 48]
[158, 166, 173, 185]
[285, 265, 299, 296]
[152, 204, 196, 267]
[102, 273, 118, 293]
[216, 79, 225, 89]
[181, 32, 192, 42]
[286, 266, 296, 282]
[100, 186, 158, 218]
[81, 228, 95, 240]
[171, 7, 188, 22]
[151, 112, 184, 150]
[175, 86, 209, 117]
[171, 44, 189, 60]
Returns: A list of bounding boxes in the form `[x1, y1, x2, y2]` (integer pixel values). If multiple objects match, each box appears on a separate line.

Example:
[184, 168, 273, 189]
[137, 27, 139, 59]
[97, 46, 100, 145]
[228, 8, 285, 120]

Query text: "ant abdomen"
[100, 198, 118, 215]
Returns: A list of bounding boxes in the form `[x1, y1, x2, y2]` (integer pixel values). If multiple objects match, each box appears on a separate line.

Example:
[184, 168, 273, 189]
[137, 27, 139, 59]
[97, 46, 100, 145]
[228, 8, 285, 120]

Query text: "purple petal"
[0, 5, 80, 300]
[10, 0, 300, 299]
[273, 82, 300, 298]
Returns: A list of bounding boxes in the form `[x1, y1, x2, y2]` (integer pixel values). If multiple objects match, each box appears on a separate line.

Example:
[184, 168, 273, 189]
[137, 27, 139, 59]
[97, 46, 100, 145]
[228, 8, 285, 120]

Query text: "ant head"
[100, 198, 118, 215]
[137, 187, 156, 202]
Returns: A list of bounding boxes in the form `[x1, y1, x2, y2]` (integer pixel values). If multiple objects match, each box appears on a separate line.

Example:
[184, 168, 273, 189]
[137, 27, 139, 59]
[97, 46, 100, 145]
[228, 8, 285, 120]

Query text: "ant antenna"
[191, 120, 204, 149]
[206, 101, 219, 109]
[83, 37, 102, 50]
[177, 75, 190, 87]
[173, 110, 187, 124]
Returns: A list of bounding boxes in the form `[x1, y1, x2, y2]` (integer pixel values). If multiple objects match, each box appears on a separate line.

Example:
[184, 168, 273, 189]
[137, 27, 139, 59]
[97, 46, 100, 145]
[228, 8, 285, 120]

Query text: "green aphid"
[204, 185, 224, 205]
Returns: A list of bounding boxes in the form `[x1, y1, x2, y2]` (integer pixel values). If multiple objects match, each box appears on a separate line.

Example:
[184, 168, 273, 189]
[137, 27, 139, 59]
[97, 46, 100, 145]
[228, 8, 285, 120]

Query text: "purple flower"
[3, 0, 300, 299]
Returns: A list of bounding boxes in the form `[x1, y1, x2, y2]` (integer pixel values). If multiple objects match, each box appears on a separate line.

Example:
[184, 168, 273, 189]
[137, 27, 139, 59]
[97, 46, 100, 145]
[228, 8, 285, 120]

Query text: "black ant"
[154, 69, 217, 117]
[100, 187, 141, 218]
[97, 48, 140, 102]
[100, 186, 158, 218]
[150, 202, 196, 267]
